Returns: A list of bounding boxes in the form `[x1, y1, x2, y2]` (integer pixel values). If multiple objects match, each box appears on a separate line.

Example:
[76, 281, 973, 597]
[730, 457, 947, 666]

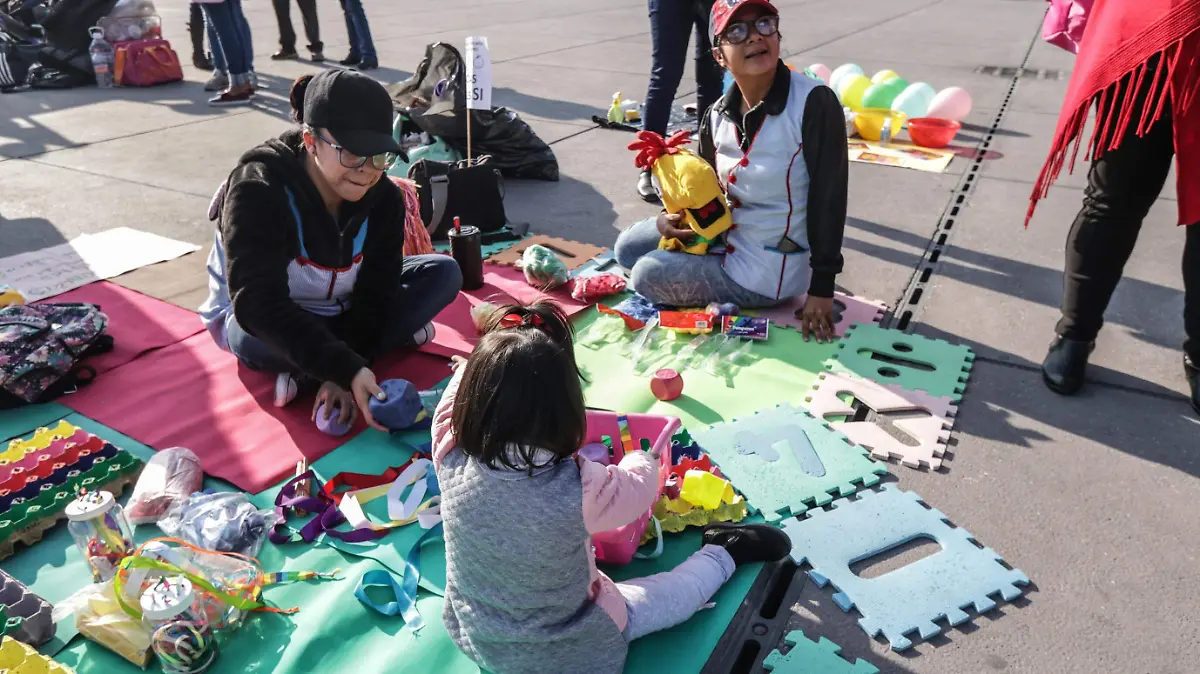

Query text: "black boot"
[189, 19, 213, 71]
[340, 52, 361, 66]
[1042, 335, 1094, 395]
[1186, 356, 1199, 416]
[701, 523, 792, 566]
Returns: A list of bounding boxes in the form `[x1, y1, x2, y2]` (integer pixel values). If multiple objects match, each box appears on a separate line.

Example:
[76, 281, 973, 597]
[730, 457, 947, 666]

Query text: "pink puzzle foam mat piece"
[803, 372, 957, 470]
[420, 263, 593, 358]
[754, 292, 887, 337]
[35, 282, 203, 374]
[62, 331, 452, 493]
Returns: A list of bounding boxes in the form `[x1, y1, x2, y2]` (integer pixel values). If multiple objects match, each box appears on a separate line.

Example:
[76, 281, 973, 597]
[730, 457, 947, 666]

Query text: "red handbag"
[114, 38, 183, 87]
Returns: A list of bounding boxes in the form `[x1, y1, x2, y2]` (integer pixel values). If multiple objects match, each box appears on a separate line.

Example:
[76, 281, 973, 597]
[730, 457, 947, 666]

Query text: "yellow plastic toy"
[680, 469, 736, 510]
[0, 285, 24, 308]
[628, 130, 733, 255]
[0, 635, 77, 673]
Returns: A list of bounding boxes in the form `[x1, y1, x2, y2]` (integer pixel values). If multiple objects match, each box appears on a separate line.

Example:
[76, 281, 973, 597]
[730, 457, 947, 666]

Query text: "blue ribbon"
[353, 522, 444, 631]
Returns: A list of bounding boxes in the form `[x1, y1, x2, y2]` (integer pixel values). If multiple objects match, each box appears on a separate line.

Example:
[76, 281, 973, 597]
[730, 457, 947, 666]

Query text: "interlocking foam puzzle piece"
[804, 372, 957, 469]
[782, 485, 1030, 651]
[762, 630, 879, 674]
[692, 404, 888, 521]
[0, 571, 52, 647]
[0, 635, 75, 672]
[828, 324, 974, 401]
[486, 235, 608, 271]
[754, 292, 887, 338]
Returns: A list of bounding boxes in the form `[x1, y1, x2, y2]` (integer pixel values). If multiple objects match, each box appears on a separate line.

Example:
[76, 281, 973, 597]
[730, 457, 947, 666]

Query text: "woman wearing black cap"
[199, 70, 462, 430]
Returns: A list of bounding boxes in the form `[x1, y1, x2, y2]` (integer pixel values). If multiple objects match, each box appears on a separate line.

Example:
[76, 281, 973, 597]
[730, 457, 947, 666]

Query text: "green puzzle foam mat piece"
[572, 309, 838, 431]
[763, 630, 879, 674]
[0, 403, 70, 443]
[691, 404, 888, 521]
[827, 323, 975, 401]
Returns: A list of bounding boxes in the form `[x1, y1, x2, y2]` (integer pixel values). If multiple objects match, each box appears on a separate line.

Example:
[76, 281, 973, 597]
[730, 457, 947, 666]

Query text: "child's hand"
[449, 355, 468, 371]
[313, 381, 357, 426]
[351, 367, 388, 431]
[656, 212, 695, 243]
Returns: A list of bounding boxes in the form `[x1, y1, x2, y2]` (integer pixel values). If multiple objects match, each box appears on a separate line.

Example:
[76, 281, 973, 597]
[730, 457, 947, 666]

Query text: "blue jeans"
[644, 0, 724, 136]
[227, 254, 463, 376]
[203, 0, 254, 80]
[340, 0, 377, 61]
[614, 217, 781, 308]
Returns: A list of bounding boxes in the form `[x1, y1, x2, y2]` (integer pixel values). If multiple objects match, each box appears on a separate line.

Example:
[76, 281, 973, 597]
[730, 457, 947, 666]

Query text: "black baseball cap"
[302, 69, 404, 158]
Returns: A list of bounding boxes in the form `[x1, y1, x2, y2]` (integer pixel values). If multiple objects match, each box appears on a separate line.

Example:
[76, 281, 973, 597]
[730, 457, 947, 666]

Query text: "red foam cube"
[650, 368, 684, 401]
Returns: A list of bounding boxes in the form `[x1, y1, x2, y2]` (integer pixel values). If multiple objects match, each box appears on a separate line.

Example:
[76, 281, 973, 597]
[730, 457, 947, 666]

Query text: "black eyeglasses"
[312, 132, 398, 171]
[720, 15, 779, 46]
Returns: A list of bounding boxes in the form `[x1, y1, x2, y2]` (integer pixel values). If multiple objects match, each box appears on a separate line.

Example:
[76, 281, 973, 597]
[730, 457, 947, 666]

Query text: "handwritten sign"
[465, 36, 492, 111]
[0, 228, 199, 302]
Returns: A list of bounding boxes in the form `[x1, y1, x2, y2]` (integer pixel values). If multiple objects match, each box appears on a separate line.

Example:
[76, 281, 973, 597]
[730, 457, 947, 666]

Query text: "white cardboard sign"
[465, 36, 492, 111]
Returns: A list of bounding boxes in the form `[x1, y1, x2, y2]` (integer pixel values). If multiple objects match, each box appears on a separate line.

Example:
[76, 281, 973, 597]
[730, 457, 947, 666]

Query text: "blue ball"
[369, 379, 427, 430]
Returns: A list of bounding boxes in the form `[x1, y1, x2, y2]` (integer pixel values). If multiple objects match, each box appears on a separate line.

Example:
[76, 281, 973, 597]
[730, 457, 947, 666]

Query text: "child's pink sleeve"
[577, 451, 660, 535]
[431, 368, 465, 470]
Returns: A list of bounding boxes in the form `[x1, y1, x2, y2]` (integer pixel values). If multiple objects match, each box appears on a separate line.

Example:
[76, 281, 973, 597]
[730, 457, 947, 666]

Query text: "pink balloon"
[928, 87, 973, 122]
[809, 63, 832, 84]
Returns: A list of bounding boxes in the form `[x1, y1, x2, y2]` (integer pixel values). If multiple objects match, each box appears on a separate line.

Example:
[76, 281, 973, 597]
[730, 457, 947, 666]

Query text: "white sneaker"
[204, 71, 229, 92]
[274, 372, 299, 407]
[411, 323, 436, 347]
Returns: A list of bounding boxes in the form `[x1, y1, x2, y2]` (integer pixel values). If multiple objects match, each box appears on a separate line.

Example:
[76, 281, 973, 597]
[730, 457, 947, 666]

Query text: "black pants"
[1056, 87, 1199, 363]
[644, 0, 723, 136]
[189, 3, 206, 56]
[272, 0, 322, 53]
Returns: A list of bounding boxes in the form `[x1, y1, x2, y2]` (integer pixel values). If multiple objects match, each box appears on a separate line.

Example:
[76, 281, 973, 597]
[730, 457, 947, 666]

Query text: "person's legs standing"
[691, 0, 723, 115]
[377, 255, 464, 349]
[338, 0, 361, 64]
[297, 0, 323, 59]
[200, 3, 252, 104]
[341, 0, 377, 68]
[1183, 221, 1200, 414]
[271, 0, 299, 58]
[1043, 89, 1175, 393]
[639, 0, 695, 200]
[228, 0, 256, 80]
[618, 546, 735, 640]
[189, 3, 212, 69]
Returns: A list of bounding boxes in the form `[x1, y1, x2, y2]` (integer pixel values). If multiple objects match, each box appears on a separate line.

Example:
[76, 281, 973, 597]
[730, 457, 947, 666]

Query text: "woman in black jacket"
[199, 70, 461, 429]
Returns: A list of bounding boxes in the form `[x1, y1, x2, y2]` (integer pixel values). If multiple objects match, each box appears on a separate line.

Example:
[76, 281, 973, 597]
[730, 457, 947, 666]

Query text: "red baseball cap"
[710, 0, 779, 43]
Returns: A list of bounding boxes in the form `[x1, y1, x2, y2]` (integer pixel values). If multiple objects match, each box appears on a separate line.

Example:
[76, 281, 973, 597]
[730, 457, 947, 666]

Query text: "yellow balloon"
[840, 76, 872, 110]
[871, 69, 900, 84]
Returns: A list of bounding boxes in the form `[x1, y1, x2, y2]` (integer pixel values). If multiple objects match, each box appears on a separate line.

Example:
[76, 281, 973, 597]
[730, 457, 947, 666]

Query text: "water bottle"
[88, 27, 115, 88]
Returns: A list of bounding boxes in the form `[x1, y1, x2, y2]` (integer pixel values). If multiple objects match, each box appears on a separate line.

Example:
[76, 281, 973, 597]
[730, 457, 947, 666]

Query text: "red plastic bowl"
[907, 117, 961, 148]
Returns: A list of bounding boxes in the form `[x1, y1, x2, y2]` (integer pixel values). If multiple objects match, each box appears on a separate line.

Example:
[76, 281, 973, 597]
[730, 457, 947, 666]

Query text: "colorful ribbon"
[353, 522, 444, 631]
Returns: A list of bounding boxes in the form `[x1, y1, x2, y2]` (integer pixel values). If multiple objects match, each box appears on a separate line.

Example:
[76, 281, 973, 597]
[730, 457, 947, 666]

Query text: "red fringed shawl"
[1028, 0, 1200, 227]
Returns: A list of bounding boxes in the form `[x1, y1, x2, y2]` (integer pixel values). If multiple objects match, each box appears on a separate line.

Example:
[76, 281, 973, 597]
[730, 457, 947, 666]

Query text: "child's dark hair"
[451, 300, 586, 472]
[289, 75, 313, 124]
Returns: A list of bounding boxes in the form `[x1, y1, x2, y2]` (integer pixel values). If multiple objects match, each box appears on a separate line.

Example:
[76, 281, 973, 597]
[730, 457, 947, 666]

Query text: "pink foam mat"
[62, 331, 453, 494]
[36, 282, 204, 374]
[420, 263, 592, 358]
[754, 291, 887, 337]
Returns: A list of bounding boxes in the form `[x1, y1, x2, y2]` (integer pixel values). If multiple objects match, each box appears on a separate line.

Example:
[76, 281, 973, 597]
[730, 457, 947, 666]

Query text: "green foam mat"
[573, 309, 839, 430]
[828, 324, 975, 401]
[0, 403, 71, 443]
[763, 630, 879, 673]
[691, 404, 888, 521]
[248, 428, 448, 596]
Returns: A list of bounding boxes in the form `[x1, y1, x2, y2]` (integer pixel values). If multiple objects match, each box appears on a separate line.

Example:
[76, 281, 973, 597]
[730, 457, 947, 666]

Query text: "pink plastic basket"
[584, 410, 680, 565]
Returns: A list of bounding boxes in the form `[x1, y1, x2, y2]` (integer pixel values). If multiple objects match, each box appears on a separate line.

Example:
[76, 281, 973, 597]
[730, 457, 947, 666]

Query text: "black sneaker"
[637, 170, 660, 203]
[701, 523, 792, 566]
[339, 53, 361, 66]
[193, 52, 213, 71]
[1042, 335, 1094, 395]
[311, 51, 325, 63]
[355, 59, 378, 71]
[1186, 356, 1199, 416]
[272, 49, 299, 60]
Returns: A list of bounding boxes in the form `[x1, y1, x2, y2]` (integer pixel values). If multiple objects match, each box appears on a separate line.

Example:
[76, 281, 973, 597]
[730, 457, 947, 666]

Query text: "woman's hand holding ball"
[656, 212, 695, 243]
[351, 367, 388, 431]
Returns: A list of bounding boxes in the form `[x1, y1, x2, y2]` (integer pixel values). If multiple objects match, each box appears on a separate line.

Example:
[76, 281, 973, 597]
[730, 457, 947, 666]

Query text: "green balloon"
[883, 77, 909, 91]
[861, 81, 904, 110]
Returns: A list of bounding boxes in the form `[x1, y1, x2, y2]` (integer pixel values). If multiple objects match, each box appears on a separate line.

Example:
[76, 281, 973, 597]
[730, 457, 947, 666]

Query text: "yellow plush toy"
[629, 130, 733, 255]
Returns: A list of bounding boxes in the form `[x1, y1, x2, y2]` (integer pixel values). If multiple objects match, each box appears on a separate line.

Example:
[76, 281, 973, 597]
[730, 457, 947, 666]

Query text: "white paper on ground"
[0, 227, 199, 302]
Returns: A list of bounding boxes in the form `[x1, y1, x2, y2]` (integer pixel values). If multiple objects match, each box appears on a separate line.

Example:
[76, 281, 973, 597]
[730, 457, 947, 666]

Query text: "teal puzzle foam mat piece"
[692, 404, 888, 522]
[781, 485, 1030, 651]
[763, 630, 879, 674]
[432, 234, 524, 259]
[0, 403, 70, 443]
[827, 324, 974, 401]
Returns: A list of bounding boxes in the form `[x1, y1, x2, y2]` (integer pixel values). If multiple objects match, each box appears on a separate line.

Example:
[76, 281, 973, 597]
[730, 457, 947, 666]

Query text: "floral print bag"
[0, 303, 112, 408]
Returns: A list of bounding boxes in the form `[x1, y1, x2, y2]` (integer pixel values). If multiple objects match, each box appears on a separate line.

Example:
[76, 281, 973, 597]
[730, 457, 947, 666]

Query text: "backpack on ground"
[0, 302, 113, 408]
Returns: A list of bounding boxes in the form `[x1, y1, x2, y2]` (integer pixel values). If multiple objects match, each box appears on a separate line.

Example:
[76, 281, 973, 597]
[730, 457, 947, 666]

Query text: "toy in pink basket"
[431, 299, 791, 673]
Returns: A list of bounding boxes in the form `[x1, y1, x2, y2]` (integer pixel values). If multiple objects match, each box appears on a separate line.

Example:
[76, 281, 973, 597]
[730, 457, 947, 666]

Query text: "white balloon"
[927, 86, 973, 122]
[828, 63, 864, 94]
[891, 82, 936, 120]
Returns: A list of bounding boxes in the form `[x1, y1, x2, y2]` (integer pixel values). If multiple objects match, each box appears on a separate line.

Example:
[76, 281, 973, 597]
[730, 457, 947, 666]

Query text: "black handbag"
[408, 155, 507, 241]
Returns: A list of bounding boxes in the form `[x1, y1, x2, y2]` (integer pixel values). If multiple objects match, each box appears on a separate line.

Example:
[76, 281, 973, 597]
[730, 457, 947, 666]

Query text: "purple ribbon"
[270, 470, 387, 545]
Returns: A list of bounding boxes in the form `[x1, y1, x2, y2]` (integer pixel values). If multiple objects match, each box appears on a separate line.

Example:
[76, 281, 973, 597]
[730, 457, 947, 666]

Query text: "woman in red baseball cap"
[615, 0, 850, 342]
